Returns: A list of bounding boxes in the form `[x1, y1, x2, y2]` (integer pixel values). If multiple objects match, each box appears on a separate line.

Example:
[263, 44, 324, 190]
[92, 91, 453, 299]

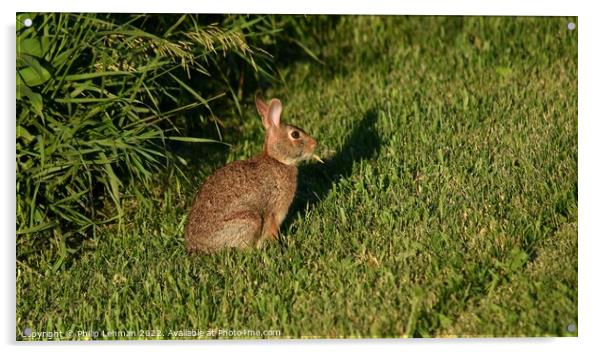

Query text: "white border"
[3, 1, 600, 354]
[9, 0, 580, 15]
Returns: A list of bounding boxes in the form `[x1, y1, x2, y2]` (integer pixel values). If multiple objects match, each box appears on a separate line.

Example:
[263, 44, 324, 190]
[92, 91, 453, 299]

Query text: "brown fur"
[185, 97, 317, 253]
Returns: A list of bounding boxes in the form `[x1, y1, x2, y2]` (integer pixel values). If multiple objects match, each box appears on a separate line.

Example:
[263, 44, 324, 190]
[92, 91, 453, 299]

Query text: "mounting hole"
[567, 22, 576, 31]
[23, 18, 32, 27]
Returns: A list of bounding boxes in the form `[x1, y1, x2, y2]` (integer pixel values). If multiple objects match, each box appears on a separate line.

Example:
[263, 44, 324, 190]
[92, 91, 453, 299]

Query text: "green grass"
[16, 16, 577, 339]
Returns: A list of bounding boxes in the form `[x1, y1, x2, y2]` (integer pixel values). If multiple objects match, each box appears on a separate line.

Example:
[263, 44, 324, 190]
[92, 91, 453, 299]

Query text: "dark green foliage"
[16, 13, 319, 260]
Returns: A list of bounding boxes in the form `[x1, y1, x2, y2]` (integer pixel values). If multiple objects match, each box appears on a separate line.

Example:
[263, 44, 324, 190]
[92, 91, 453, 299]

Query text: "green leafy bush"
[16, 13, 319, 258]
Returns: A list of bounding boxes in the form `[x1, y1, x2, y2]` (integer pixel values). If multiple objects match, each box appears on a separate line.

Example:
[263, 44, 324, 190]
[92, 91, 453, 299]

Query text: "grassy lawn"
[16, 16, 577, 338]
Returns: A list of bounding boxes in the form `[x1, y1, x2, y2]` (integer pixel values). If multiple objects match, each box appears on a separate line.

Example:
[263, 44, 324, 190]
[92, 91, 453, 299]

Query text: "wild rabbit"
[185, 96, 321, 253]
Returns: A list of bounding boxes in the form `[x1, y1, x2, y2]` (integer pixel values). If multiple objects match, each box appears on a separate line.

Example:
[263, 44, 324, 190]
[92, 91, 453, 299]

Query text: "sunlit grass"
[16, 16, 577, 339]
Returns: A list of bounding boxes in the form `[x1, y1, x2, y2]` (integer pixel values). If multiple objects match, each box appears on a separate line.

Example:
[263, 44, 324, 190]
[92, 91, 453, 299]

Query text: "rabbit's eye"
[290, 130, 300, 139]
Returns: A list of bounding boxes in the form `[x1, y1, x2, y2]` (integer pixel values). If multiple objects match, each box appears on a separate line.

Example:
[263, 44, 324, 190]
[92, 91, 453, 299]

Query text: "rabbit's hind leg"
[215, 210, 262, 250]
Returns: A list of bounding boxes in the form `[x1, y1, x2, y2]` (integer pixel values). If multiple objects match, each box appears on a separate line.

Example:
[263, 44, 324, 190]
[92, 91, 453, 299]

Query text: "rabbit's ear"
[256, 95, 270, 128]
[267, 99, 282, 128]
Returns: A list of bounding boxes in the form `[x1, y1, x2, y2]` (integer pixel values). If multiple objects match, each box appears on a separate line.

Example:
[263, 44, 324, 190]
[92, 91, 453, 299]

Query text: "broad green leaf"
[18, 66, 52, 87]
[18, 38, 46, 58]
[19, 55, 48, 79]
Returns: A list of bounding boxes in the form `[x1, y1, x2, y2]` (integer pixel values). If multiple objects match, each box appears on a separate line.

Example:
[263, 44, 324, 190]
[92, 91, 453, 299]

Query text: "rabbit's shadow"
[281, 108, 382, 237]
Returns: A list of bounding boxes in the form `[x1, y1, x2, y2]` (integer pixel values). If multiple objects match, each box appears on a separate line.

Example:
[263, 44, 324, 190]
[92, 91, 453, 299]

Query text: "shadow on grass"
[281, 108, 382, 237]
